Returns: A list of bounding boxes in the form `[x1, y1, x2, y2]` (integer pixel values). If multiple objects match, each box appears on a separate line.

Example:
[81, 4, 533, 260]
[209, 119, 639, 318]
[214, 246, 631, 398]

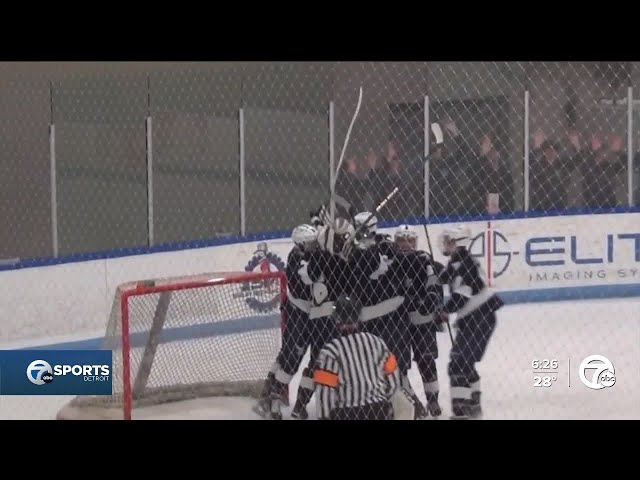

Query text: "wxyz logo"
[578, 355, 616, 390]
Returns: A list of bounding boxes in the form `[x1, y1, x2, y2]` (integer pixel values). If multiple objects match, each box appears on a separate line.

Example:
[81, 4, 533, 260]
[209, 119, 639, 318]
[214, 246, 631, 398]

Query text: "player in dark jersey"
[270, 218, 354, 420]
[437, 225, 504, 419]
[346, 213, 425, 417]
[252, 223, 318, 419]
[393, 225, 446, 419]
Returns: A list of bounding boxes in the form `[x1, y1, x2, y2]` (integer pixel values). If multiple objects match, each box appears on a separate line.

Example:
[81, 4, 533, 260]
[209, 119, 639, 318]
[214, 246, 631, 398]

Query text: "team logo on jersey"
[468, 229, 516, 279]
[238, 242, 286, 313]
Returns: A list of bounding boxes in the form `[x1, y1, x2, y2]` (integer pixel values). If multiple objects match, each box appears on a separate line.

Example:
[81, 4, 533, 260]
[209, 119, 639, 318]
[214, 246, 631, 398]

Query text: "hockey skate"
[281, 384, 290, 407]
[469, 392, 483, 419]
[425, 392, 442, 418]
[269, 394, 284, 420]
[251, 396, 272, 419]
[449, 399, 470, 420]
[413, 400, 429, 420]
[290, 400, 309, 420]
[427, 400, 442, 418]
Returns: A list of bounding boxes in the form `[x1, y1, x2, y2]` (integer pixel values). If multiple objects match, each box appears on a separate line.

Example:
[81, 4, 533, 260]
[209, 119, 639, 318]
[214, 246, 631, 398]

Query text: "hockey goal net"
[57, 271, 286, 420]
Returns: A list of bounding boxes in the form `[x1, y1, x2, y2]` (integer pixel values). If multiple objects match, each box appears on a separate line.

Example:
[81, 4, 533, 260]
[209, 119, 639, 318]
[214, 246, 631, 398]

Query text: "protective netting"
[57, 271, 285, 420]
[0, 61, 636, 420]
[1, 62, 638, 260]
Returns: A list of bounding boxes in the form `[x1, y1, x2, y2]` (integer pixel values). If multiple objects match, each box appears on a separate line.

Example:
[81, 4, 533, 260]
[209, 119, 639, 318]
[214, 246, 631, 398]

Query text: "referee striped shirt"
[313, 331, 400, 420]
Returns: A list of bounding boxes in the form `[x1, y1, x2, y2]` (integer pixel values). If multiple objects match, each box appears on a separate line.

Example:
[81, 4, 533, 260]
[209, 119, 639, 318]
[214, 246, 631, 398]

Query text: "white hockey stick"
[329, 86, 363, 226]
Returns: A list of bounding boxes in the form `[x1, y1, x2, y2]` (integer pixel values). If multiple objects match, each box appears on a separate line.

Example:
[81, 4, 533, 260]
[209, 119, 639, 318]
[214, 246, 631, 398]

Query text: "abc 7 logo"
[26, 360, 54, 386]
[578, 355, 616, 390]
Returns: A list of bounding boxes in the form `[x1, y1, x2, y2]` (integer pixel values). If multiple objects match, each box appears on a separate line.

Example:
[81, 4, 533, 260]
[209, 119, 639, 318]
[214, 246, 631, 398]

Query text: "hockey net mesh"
[57, 271, 285, 420]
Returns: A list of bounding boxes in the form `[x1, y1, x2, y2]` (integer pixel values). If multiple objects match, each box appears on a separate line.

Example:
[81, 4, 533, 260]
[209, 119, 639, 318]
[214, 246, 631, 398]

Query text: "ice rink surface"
[1, 297, 639, 420]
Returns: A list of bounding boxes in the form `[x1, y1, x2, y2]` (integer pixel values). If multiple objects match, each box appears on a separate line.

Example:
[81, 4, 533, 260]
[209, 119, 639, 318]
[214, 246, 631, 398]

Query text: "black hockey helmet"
[332, 294, 362, 331]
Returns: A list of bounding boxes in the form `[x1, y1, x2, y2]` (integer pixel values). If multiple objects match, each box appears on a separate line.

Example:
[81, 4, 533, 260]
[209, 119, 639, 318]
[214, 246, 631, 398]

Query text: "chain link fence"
[0, 62, 638, 260]
[0, 62, 639, 419]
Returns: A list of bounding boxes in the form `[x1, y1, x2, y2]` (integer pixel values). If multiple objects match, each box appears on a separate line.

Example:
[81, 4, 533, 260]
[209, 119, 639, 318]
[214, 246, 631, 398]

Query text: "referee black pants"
[329, 401, 393, 420]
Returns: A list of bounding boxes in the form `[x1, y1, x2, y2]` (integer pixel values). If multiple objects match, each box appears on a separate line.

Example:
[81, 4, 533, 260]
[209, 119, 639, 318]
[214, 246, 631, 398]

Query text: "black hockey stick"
[422, 222, 455, 345]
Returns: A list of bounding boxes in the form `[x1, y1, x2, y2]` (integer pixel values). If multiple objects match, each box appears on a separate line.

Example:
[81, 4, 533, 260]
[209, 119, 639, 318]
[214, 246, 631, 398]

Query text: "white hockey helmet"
[291, 224, 318, 250]
[439, 224, 472, 255]
[354, 211, 377, 234]
[317, 217, 355, 256]
[394, 224, 418, 251]
[354, 211, 377, 249]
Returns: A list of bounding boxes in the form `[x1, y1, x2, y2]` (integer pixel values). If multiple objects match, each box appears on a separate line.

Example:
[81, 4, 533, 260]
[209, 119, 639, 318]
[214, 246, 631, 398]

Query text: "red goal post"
[57, 270, 287, 420]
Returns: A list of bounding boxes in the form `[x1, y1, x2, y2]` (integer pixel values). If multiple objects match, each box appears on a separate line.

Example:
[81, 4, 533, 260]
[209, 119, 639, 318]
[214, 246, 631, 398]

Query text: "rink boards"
[0, 211, 638, 348]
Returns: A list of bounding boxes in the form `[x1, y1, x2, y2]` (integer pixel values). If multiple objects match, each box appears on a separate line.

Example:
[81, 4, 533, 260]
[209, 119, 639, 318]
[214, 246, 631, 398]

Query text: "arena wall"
[1, 210, 638, 349]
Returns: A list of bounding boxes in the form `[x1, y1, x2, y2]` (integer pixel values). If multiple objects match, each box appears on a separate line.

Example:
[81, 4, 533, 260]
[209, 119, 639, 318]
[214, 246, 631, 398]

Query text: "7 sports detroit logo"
[27, 360, 54, 385]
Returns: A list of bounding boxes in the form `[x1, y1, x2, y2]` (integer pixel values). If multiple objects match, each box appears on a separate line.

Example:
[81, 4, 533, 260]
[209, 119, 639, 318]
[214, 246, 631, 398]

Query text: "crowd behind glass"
[336, 119, 640, 223]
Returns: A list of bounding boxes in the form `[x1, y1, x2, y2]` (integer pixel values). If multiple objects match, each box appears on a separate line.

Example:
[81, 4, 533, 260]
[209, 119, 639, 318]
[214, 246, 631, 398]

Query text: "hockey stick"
[342, 186, 399, 258]
[328, 86, 363, 227]
[357, 186, 399, 238]
[422, 213, 454, 344]
[422, 223, 454, 344]
[342, 186, 399, 242]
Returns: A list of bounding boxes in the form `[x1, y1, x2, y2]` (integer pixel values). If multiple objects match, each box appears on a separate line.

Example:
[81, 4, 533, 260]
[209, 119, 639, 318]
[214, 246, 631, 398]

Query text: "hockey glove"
[434, 310, 449, 325]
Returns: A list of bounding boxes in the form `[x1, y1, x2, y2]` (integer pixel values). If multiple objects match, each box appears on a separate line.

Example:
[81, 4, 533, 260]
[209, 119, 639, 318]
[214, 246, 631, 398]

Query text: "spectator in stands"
[582, 134, 625, 209]
[530, 129, 547, 164]
[365, 141, 412, 221]
[429, 119, 475, 218]
[529, 140, 567, 212]
[390, 138, 424, 219]
[335, 156, 367, 214]
[363, 148, 385, 213]
[470, 134, 514, 214]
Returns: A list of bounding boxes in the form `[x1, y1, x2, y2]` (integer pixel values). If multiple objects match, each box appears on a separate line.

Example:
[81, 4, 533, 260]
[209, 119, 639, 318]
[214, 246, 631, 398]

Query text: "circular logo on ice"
[26, 360, 54, 385]
[578, 355, 616, 390]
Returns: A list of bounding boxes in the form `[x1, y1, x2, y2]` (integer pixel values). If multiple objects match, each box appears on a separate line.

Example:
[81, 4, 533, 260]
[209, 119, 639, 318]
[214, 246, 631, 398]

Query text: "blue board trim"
[19, 283, 640, 352]
[2, 206, 640, 272]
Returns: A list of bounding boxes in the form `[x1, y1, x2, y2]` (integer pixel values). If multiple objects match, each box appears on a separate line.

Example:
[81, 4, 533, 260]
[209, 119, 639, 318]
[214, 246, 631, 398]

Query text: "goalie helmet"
[291, 224, 318, 251]
[394, 224, 418, 251]
[439, 224, 472, 255]
[317, 217, 355, 257]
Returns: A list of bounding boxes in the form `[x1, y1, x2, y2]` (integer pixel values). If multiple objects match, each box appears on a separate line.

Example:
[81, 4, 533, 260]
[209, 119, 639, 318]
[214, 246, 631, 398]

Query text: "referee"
[313, 295, 401, 420]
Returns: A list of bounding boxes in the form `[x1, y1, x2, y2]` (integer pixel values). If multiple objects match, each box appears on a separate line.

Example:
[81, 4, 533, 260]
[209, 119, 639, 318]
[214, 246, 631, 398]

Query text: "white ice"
[2, 297, 639, 420]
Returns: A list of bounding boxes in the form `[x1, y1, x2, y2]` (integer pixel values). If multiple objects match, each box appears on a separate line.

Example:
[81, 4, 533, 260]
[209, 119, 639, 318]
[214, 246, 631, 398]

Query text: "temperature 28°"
[533, 375, 557, 387]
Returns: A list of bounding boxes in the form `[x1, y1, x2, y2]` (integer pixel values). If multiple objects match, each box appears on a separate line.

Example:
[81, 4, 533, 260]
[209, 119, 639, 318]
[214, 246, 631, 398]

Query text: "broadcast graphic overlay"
[0, 350, 112, 395]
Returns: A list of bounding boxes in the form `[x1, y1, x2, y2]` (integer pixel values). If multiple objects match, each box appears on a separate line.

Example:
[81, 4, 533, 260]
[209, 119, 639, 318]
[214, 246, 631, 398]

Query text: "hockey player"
[437, 225, 504, 419]
[346, 213, 422, 416]
[270, 218, 354, 420]
[253, 223, 318, 419]
[393, 225, 445, 419]
[313, 294, 400, 420]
